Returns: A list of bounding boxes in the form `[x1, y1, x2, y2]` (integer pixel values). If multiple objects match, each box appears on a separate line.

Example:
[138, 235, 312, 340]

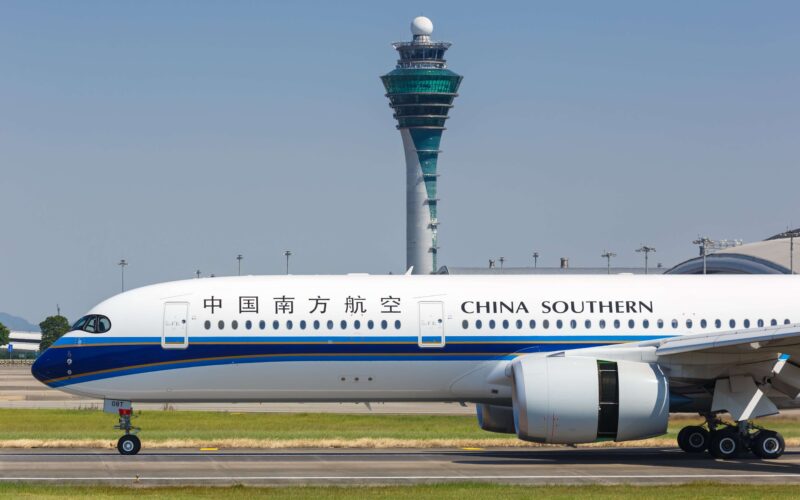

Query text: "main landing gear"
[115, 407, 141, 455]
[677, 414, 785, 460]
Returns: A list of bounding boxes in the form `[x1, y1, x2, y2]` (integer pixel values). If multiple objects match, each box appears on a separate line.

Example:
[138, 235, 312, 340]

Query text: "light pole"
[236, 254, 243, 276]
[601, 250, 617, 275]
[635, 246, 656, 275]
[117, 259, 128, 292]
[693, 237, 712, 275]
[196, 269, 201, 279]
[499, 256, 505, 269]
[532, 252, 539, 268]
[284, 250, 292, 275]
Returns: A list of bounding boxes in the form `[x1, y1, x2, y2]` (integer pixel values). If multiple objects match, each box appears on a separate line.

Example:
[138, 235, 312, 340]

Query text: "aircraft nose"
[31, 349, 60, 384]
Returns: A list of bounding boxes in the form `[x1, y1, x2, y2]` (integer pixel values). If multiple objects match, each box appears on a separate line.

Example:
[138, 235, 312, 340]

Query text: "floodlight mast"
[532, 252, 539, 268]
[635, 246, 656, 275]
[117, 259, 128, 292]
[601, 250, 617, 275]
[692, 237, 743, 274]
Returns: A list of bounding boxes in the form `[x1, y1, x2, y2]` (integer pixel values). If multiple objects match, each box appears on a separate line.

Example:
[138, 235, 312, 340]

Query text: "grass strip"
[1, 409, 799, 449]
[0, 482, 792, 499]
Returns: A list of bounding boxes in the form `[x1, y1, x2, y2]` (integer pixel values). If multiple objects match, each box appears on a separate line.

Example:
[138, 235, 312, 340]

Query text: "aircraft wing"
[653, 323, 800, 358]
[554, 324, 800, 421]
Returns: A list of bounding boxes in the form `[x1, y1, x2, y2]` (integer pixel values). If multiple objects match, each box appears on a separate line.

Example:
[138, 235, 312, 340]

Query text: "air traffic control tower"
[381, 17, 462, 275]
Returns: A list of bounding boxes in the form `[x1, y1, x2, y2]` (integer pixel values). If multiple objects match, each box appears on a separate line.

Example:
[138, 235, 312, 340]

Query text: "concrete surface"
[2, 447, 800, 485]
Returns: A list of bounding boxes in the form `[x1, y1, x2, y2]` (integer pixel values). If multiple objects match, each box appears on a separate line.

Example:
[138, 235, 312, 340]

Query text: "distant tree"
[0, 322, 9, 347]
[39, 315, 70, 351]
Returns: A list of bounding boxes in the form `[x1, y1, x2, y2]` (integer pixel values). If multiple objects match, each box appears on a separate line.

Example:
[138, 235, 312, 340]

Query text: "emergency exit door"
[162, 302, 189, 349]
[418, 301, 445, 348]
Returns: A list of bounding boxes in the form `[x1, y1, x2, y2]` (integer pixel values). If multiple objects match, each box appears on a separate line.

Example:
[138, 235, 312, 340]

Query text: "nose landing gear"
[677, 414, 785, 460]
[115, 408, 141, 455]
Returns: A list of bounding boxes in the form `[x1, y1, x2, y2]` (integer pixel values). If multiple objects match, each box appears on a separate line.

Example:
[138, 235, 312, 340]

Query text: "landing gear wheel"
[117, 435, 141, 455]
[751, 431, 785, 459]
[709, 428, 741, 459]
[677, 426, 709, 453]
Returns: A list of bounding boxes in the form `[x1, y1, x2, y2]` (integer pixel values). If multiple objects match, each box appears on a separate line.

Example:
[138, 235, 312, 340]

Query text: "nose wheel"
[677, 414, 785, 460]
[114, 407, 141, 455]
[117, 434, 141, 455]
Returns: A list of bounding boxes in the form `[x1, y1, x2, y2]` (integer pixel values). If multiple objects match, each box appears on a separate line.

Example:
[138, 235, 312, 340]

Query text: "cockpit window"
[83, 316, 97, 333]
[71, 314, 111, 334]
[97, 316, 111, 333]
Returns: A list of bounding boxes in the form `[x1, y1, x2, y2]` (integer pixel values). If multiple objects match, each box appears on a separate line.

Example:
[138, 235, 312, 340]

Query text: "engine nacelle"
[511, 355, 669, 444]
[476, 404, 516, 434]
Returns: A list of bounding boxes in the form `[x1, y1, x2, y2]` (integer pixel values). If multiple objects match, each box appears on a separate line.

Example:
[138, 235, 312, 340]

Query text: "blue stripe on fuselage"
[40, 334, 670, 387]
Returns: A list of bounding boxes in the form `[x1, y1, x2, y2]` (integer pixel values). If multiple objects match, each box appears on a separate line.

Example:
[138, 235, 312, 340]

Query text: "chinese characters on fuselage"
[202, 295, 402, 314]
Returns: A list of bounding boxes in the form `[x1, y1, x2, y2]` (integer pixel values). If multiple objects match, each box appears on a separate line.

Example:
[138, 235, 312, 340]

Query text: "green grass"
[0, 483, 792, 499]
[0, 409, 498, 442]
[1, 409, 799, 444]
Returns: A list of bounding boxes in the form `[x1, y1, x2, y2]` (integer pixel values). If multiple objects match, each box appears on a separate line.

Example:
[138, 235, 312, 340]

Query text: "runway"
[3, 447, 800, 485]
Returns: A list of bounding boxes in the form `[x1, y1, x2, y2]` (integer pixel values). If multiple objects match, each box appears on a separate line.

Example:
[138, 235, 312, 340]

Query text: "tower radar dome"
[410, 16, 434, 36]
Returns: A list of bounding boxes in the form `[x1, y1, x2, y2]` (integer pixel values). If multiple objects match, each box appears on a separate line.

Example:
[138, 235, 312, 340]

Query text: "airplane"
[31, 274, 800, 458]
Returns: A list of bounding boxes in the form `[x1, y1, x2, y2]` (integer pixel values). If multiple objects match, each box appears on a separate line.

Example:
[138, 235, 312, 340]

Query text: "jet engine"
[511, 355, 669, 444]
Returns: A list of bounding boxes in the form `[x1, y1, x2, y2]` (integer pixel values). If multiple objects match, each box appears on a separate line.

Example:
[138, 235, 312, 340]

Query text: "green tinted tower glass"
[381, 17, 462, 275]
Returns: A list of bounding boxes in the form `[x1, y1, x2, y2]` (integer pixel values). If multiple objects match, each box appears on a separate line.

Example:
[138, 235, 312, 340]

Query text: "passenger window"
[368, 320, 374, 329]
[686, 319, 693, 329]
[516, 319, 523, 329]
[286, 320, 293, 330]
[715, 319, 721, 328]
[757, 319, 764, 328]
[570, 319, 576, 329]
[542, 320, 550, 329]
[585, 319, 591, 329]
[462, 320, 468, 329]
[327, 320, 335, 330]
[556, 320, 563, 329]
[340, 320, 347, 330]
[245, 320, 252, 330]
[300, 320, 307, 330]
[259, 320, 266, 330]
[744, 319, 750, 328]
[489, 319, 496, 329]
[613, 319, 620, 329]
[671, 319, 678, 329]
[628, 319, 635, 329]
[394, 320, 401, 329]
[354, 320, 361, 330]
[502, 319, 509, 329]
[700, 319, 707, 328]
[599, 320, 606, 329]
[231, 320, 238, 330]
[771, 319, 778, 326]
[643, 319, 649, 329]
[218, 320, 224, 330]
[273, 320, 279, 330]
[657, 319, 664, 328]
[529, 319, 536, 329]
[314, 320, 320, 330]
[204, 320, 211, 330]
[380, 320, 387, 330]
[785, 319, 791, 325]
[730, 319, 736, 328]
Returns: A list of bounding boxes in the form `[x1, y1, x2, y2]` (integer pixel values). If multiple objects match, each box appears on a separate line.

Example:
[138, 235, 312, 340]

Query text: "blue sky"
[1, 1, 798, 323]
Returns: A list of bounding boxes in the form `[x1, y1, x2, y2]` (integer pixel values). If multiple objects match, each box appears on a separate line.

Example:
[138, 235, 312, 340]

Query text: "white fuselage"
[33, 275, 800, 405]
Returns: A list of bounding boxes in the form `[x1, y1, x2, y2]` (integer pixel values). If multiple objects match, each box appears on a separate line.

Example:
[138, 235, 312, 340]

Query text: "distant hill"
[0, 312, 40, 332]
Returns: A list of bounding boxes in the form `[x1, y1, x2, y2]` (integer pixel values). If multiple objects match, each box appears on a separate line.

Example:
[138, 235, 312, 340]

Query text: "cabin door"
[162, 302, 189, 349]
[418, 301, 445, 348]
